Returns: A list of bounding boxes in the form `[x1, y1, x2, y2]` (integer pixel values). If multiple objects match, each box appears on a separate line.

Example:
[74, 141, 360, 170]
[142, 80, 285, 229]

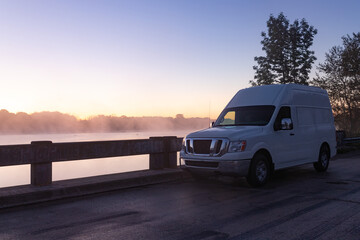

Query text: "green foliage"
[251, 13, 317, 86]
[312, 33, 360, 135]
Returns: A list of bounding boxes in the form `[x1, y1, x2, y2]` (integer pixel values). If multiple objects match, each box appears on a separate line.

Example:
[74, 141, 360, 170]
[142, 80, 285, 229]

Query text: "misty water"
[0, 130, 192, 188]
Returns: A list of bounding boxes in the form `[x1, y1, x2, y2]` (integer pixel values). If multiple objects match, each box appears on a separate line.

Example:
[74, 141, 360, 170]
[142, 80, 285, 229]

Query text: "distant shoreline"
[0, 109, 214, 134]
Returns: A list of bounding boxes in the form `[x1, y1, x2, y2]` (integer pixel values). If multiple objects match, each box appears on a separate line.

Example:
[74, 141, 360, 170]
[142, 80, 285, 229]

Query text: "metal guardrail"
[0, 136, 183, 187]
[1, 132, 357, 188]
[343, 137, 360, 144]
[336, 130, 360, 146]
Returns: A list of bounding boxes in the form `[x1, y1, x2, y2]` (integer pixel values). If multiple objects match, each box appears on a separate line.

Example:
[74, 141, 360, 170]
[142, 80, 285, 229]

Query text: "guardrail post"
[336, 130, 346, 147]
[149, 136, 177, 169]
[165, 136, 178, 168]
[31, 141, 53, 186]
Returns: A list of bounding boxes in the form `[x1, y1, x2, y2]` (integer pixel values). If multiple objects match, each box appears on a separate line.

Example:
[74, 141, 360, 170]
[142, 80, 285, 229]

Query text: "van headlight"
[228, 140, 246, 152]
[181, 138, 186, 152]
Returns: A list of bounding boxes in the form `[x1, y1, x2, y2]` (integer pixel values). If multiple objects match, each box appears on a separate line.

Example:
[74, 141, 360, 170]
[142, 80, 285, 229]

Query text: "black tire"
[314, 144, 330, 172]
[247, 153, 271, 187]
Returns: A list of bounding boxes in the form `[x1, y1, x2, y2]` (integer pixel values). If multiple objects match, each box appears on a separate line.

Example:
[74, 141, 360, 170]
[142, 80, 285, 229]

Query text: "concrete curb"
[0, 168, 190, 209]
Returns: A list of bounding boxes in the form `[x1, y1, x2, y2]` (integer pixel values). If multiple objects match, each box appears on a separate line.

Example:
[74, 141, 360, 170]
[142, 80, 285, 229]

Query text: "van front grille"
[185, 138, 228, 157]
[215, 140, 222, 154]
[193, 140, 211, 154]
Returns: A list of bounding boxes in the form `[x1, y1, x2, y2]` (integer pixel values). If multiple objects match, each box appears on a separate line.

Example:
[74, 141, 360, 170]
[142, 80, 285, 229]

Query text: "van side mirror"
[281, 118, 293, 130]
[211, 121, 215, 127]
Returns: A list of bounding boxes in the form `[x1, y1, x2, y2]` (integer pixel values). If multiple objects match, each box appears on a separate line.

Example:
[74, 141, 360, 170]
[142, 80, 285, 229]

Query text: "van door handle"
[290, 133, 295, 136]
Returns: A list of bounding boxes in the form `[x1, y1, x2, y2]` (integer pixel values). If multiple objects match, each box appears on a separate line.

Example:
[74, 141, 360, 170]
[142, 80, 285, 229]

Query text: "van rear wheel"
[247, 153, 271, 187]
[314, 145, 330, 172]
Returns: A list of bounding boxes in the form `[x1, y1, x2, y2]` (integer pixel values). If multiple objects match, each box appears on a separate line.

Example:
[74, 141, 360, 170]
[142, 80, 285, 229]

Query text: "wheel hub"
[321, 152, 328, 167]
[256, 161, 267, 182]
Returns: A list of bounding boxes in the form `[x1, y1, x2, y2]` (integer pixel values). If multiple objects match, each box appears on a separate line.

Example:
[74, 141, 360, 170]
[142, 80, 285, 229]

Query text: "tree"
[312, 33, 360, 135]
[251, 13, 317, 86]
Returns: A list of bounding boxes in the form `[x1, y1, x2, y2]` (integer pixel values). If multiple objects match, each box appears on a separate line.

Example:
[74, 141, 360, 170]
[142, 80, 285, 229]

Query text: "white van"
[180, 84, 337, 187]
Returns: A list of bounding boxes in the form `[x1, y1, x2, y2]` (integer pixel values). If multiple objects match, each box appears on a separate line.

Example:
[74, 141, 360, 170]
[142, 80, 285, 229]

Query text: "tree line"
[0, 110, 209, 134]
[252, 13, 360, 136]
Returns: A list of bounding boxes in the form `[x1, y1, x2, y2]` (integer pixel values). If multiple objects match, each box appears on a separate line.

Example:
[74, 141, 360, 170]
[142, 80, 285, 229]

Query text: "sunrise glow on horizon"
[1, 0, 359, 119]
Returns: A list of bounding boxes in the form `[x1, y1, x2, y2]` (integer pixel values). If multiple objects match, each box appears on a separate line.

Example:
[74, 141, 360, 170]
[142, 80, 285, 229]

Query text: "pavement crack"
[30, 211, 139, 235]
[319, 197, 360, 205]
[181, 230, 229, 240]
[229, 198, 330, 240]
[295, 205, 360, 240]
[229, 185, 360, 240]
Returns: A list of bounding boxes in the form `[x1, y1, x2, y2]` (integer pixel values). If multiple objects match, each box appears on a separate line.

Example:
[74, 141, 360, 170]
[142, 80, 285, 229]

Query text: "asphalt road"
[1, 152, 360, 240]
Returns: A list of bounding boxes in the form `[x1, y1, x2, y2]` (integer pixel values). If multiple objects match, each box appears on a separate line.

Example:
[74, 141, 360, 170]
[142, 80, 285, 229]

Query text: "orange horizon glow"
[1, 1, 359, 122]
[1, 108, 221, 120]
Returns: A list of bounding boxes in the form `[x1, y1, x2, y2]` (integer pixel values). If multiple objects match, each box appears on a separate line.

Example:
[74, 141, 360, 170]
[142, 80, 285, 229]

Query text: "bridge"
[0, 137, 360, 239]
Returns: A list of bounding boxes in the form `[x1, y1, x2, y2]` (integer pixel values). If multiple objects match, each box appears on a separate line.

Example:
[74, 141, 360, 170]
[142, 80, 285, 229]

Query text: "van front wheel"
[247, 153, 271, 187]
[314, 145, 330, 172]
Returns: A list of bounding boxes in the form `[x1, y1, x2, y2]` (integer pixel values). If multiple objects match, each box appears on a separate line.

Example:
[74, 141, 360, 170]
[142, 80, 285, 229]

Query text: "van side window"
[274, 106, 292, 130]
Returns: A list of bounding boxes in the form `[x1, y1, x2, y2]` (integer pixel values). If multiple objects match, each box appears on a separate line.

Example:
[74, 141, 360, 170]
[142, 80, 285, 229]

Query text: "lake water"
[0, 130, 193, 188]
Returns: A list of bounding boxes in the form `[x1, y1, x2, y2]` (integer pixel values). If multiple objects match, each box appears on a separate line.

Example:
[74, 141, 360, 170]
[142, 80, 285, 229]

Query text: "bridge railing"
[336, 130, 360, 146]
[0, 136, 183, 186]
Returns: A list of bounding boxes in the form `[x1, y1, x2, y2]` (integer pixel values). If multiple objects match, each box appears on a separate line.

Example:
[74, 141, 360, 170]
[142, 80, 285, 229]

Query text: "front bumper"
[181, 158, 251, 177]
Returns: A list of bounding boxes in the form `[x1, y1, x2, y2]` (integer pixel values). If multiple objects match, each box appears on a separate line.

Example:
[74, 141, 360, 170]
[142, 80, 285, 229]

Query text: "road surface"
[1, 152, 360, 240]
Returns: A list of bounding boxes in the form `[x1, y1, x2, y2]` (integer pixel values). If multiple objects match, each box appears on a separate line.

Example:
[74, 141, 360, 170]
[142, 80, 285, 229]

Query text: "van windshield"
[214, 105, 276, 126]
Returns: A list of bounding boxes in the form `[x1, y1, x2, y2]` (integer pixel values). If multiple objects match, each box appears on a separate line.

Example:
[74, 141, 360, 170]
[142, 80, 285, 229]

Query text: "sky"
[0, 0, 359, 119]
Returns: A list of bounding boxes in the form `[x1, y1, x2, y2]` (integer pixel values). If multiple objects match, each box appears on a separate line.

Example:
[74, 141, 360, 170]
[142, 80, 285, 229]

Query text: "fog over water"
[0, 109, 212, 134]
[0, 130, 196, 188]
[0, 109, 212, 188]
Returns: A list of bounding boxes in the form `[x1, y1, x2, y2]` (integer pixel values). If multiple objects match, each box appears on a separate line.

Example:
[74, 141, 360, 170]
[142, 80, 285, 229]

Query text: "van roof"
[225, 84, 328, 108]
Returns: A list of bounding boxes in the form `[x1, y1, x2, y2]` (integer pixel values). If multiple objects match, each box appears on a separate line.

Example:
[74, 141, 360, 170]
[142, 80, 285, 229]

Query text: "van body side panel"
[291, 87, 335, 161]
[295, 107, 319, 163]
[292, 89, 331, 108]
[226, 85, 285, 108]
